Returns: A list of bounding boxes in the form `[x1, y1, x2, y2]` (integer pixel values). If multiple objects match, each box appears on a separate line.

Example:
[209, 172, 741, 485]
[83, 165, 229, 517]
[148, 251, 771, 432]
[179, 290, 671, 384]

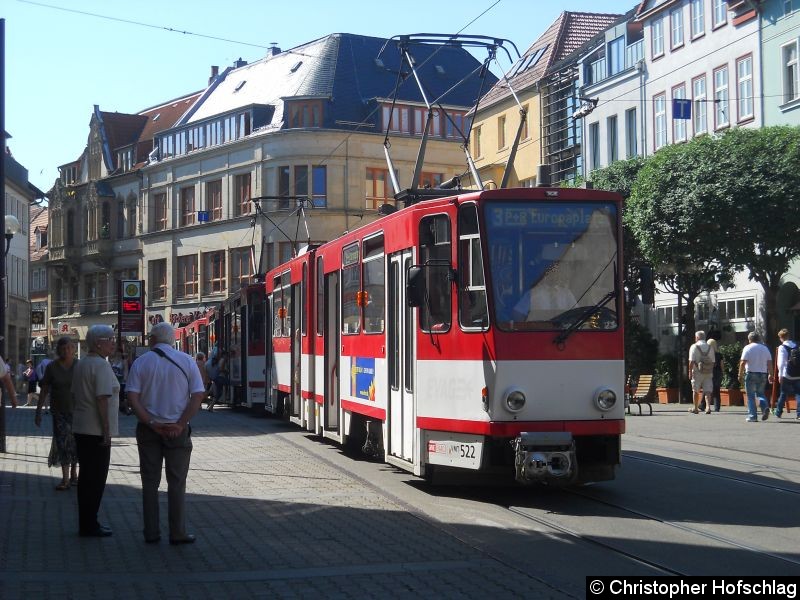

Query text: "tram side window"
[458, 204, 488, 330]
[341, 243, 361, 334]
[247, 288, 265, 344]
[272, 277, 283, 337]
[282, 272, 293, 337]
[316, 256, 324, 336]
[419, 214, 452, 332]
[363, 235, 385, 334]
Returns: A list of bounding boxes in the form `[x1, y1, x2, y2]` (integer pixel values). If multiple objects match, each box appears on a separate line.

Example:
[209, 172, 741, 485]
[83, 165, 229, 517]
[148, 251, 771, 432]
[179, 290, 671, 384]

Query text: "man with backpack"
[688, 330, 716, 414]
[773, 328, 800, 419]
[739, 332, 773, 423]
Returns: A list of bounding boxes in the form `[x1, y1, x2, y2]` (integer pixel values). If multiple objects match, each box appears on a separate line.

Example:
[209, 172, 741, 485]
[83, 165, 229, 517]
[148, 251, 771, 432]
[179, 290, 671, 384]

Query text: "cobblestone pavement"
[0, 403, 569, 599]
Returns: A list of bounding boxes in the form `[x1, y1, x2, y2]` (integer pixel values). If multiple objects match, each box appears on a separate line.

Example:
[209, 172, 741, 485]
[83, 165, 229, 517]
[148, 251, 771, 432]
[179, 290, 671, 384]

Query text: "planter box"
[656, 387, 679, 403]
[720, 388, 744, 406]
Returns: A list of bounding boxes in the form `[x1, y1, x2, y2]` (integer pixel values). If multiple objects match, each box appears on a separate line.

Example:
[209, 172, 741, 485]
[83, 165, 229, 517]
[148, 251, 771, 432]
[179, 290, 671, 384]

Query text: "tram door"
[388, 250, 414, 463]
[324, 272, 340, 431]
[290, 283, 301, 419]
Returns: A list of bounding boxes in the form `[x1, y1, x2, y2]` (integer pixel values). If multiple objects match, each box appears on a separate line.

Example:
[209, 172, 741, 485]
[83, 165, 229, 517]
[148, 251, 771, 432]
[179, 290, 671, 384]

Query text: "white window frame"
[782, 40, 799, 104]
[714, 66, 729, 129]
[652, 16, 665, 58]
[671, 8, 684, 50]
[736, 55, 754, 121]
[692, 75, 708, 136]
[654, 93, 667, 150]
[712, 0, 727, 28]
[690, 0, 705, 39]
[672, 84, 687, 142]
[589, 122, 600, 170]
[607, 115, 618, 163]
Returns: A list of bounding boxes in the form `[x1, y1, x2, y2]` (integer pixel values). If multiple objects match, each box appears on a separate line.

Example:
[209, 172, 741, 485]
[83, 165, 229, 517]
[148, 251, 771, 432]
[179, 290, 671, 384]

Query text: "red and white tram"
[263, 186, 624, 484]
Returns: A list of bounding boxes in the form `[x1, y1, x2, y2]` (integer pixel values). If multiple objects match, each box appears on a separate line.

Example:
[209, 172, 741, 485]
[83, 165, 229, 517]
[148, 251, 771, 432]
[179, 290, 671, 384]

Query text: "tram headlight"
[594, 389, 617, 411]
[505, 389, 526, 412]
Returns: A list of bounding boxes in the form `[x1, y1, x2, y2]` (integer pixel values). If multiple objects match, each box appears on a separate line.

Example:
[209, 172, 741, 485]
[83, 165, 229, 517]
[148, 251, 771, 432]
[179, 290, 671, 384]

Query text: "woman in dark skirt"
[35, 337, 79, 490]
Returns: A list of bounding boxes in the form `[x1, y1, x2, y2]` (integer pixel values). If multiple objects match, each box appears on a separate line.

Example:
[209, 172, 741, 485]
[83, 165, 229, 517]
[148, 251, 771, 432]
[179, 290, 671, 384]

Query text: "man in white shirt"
[773, 328, 800, 419]
[739, 332, 773, 423]
[688, 330, 715, 414]
[511, 265, 577, 322]
[127, 322, 205, 545]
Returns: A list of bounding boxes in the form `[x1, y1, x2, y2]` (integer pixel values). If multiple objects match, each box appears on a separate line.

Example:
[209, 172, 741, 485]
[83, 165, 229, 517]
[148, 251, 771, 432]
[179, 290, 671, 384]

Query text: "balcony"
[84, 239, 114, 257]
[626, 40, 643, 68]
[48, 246, 81, 264]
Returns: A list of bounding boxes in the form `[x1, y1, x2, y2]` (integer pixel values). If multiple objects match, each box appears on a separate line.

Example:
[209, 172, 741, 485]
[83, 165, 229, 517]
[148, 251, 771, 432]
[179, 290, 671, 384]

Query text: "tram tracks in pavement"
[621, 452, 800, 496]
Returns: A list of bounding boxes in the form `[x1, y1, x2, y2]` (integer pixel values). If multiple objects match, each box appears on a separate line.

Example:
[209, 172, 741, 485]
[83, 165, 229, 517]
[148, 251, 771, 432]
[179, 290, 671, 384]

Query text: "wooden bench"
[627, 374, 654, 416]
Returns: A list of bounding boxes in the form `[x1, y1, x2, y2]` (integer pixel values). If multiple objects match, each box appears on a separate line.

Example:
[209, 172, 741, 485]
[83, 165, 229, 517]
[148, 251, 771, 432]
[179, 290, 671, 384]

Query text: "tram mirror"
[407, 266, 426, 307]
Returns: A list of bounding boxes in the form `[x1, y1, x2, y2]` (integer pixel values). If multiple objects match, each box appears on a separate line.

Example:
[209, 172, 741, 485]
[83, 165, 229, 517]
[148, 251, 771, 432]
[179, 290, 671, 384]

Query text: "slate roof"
[477, 11, 621, 110]
[184, 33, 494, 133]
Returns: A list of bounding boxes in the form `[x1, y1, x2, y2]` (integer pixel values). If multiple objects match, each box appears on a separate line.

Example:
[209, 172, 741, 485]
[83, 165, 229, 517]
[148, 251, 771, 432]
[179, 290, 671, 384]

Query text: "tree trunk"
[761, 280, 781, 352]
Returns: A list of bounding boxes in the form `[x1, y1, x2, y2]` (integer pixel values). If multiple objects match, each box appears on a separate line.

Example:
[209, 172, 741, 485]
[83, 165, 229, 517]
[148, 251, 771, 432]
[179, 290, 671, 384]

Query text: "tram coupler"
[512, 432, 576, 484]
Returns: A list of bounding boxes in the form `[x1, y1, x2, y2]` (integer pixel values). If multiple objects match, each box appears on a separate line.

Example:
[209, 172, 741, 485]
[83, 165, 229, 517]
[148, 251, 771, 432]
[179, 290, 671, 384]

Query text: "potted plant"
[655, 353, 679, 403]
[719, 342, 744, 406]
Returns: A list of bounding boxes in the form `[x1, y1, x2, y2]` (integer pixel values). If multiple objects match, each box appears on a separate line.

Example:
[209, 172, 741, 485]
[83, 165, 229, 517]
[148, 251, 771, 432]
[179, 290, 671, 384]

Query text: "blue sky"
[3, 0, 631, 193]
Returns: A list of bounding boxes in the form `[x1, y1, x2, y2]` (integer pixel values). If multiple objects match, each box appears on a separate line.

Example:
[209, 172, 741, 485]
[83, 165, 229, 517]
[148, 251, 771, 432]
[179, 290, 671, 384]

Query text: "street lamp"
[4, 214, 20, 256]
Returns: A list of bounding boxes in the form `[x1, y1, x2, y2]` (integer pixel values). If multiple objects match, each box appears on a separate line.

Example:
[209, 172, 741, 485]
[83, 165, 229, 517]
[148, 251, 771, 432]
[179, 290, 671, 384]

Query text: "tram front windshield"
[484, 201, 619, 332]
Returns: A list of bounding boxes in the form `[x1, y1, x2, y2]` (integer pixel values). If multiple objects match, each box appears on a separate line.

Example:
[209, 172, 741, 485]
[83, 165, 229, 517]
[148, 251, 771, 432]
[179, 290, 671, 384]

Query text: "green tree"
[709, 127, 800, 350]
[626, 136, 736, 354]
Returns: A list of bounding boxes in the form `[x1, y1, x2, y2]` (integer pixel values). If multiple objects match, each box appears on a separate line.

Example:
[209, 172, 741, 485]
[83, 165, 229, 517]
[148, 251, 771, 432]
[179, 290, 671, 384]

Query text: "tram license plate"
[425, 433, 483, 470]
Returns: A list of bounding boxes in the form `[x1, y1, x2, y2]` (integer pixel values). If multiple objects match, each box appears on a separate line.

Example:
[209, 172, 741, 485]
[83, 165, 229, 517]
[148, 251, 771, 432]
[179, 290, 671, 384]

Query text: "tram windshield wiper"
[552, 290, 616, 348]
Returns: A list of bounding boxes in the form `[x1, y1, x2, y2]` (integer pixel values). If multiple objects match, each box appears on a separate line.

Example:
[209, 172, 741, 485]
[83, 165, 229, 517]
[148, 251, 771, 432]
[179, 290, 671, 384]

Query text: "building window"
[690, 0, 705, 38]
[784, 42, 800, 103]
[608, 37, 625, 76]
[737, 55, 754, 121]
[128, 201, 137, 237]
[234, 173, 251, 216]
[712, 0, 727, 27]
[180, 186, 195, 226]
[149, 259, 167, 301]
[654, 93, 667, 150]
[154, 192, 167, 231]
[278, 166, 291, 209]
[692, 75, 708, 136]
[473, 126, 482, 157]
[625, 108, 638, 158]
[651, 16, 664, 58]
[116, 201, 125, 238]
[176, 255, 198, 299]
[203, 251, 226, 295]
[607, 115, 618, 163]
[312, 166, 327, 208]
[520, 105, 529, 140]
[420, 172, 444, 189]
[589, 122, 600, 171]
[670, 8, 684, 49]
[672, 84, 687, 142]
[366, 168, 392, 209]
[206, 179, 222, 221]
[714, 66, 729, 129]
[384, 105, 410, 133]
[288, 100, 323, 128]
[231, 247, 253, 289]
[718, 298, 755, 321]
[497, 115, 506, 149]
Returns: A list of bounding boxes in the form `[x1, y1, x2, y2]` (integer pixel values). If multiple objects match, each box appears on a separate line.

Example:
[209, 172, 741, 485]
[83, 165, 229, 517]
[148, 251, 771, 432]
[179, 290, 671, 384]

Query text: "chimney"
[234, 57, 248, 68]
[268, 44, 281, 57]
[209, 65, 219, 85]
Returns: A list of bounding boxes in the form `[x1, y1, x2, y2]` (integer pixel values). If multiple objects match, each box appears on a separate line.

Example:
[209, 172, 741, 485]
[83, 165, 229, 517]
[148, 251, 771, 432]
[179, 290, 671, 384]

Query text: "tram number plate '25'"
[425, 433, 483, 470]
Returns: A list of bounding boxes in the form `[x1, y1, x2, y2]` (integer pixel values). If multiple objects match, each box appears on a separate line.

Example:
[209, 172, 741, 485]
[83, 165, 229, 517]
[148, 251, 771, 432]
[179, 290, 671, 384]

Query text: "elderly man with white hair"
[126, 322, 205, 545]
[72, 324, 120, 537]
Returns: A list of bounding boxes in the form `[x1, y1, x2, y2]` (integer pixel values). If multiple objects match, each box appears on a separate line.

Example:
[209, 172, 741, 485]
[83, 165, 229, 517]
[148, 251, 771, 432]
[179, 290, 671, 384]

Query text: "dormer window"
[290, 61, 303, 73]
[36, 227, 48, 250]
[117, 147, 133, 172]
[287, 100, 323, 128]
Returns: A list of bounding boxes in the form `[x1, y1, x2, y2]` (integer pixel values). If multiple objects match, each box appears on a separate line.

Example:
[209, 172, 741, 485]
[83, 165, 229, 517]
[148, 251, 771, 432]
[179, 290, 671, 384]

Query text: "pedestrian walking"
[24, 359, 38, 406]
[71, 325, 120, 537]
[688, 330, 715, 414]
[773, 328, 800, 419]
[36, 351, 54, 413]
[739, 331, 773, 423]
[35, 337, 79, 490]
[126, 322, 205, 545]
[0, 354, 18, 409]
[707, 330, 723, 412]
